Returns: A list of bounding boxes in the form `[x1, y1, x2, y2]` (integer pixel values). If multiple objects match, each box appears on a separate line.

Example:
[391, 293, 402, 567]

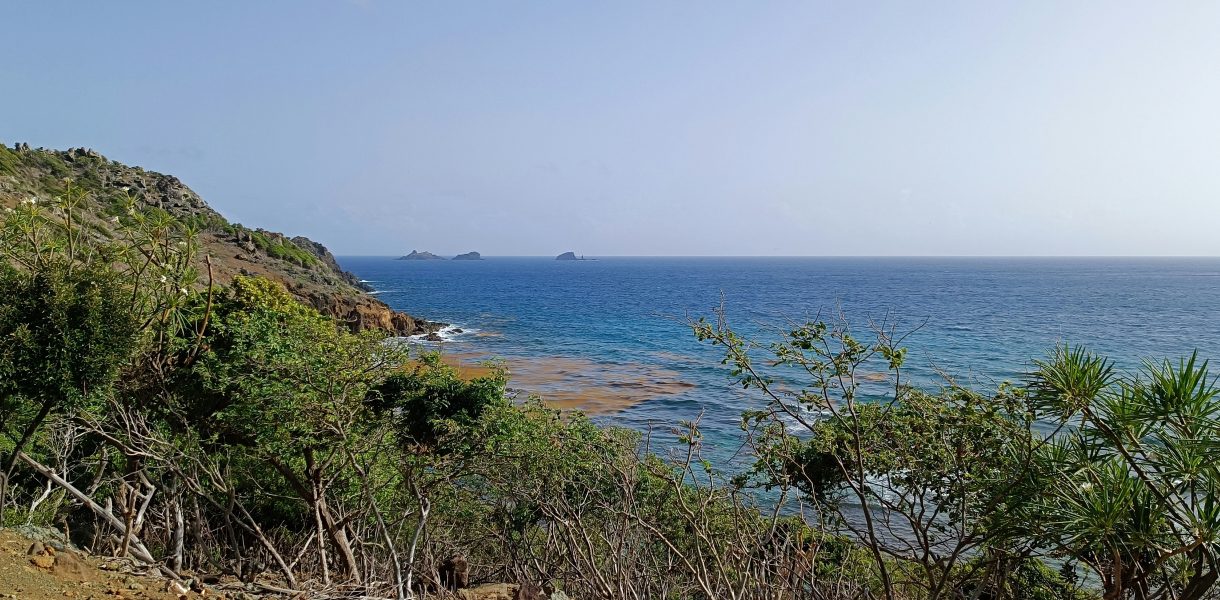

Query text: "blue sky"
[4, 2, 1219, 255]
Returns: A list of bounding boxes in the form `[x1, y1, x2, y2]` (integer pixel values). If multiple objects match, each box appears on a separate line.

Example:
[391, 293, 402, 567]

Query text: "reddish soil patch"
[0, 529, 199, 600]
[435, 352, 695, 415]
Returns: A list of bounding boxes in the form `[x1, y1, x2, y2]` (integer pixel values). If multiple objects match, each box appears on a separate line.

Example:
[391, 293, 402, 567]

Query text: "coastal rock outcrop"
[399, 250, 445, 260]
[452, 251, 483, 260]
[297, 287, 442, 337]
[556, 251, 578, 261]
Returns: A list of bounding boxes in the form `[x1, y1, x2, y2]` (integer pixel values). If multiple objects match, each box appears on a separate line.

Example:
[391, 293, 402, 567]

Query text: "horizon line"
[338, 254, 1220, 259]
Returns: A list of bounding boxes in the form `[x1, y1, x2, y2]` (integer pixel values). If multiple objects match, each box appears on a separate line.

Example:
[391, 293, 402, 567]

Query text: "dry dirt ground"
[0, 529, 215, 600]
[0, 528, 547, 600]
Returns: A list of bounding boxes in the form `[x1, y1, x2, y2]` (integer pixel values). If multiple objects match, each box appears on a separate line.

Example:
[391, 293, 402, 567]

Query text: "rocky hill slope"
[0, 143, 438, 337]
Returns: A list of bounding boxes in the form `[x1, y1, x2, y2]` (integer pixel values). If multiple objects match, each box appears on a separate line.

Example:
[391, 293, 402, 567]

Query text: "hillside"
[0, 143, 438, 336]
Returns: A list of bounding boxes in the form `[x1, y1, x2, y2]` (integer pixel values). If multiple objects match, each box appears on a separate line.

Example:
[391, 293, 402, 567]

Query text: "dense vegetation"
[2, 184, 1218, 600]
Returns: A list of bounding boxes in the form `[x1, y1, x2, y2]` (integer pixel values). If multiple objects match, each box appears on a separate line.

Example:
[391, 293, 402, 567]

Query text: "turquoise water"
[339, 257, 1220, 444]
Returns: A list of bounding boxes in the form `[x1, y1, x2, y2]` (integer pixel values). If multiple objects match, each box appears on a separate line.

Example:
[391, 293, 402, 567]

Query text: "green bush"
[240, 227, 319, 267]
[0, 263, 140, 472]
[0, 144, 20, 175]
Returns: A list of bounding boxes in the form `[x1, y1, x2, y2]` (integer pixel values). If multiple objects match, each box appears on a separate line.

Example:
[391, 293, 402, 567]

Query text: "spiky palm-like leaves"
[1031, 347, 1220, 600]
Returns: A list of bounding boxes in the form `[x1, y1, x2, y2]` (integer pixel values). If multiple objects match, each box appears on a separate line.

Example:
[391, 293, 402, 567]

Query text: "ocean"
[338, 256, 1220, 448]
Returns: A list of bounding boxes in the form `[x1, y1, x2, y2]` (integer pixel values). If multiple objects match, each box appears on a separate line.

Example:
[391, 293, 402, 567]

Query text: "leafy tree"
[165, 275, 410, 583]
[693, 312, 1065, 599]
[0, 263, 139, 473]
[0, 181, 202, 451]
[0, 186, 146, 478]
[366, 352, 508, 450]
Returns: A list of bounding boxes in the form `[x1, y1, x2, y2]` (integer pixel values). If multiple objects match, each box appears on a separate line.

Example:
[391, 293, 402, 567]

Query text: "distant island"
[398, 250, 445, 260]
[452, 251, 483, 261]
[556, 251, 592, 261]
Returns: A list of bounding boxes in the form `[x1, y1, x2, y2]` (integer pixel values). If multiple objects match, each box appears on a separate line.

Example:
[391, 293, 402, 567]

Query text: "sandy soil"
[0, 529, 209, 600]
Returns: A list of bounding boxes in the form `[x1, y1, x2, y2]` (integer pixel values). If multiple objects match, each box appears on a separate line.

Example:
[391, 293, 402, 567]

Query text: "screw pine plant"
[1030, 347, 1220, 600]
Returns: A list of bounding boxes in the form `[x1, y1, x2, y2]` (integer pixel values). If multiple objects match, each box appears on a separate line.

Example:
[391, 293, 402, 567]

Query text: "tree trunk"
[317, 497, 360, 581]
[306, 449, 360, 581]
[170, 494, 184, 573]
[2, 398, 55, 474]
[313, 487, 331, 585]
[16, 451, 176, 579]
[272, 452, 362, 583]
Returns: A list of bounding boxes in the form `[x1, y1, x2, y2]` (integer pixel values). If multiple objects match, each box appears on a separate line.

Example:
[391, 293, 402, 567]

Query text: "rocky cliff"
[0, 143, 439, 337]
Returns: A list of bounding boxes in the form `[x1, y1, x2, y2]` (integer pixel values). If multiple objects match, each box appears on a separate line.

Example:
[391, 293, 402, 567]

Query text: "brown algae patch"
[436, 352, 694, 415]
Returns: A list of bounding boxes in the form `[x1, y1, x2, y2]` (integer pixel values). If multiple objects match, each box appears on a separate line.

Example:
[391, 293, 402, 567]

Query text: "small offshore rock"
[398, 250, 445, 260]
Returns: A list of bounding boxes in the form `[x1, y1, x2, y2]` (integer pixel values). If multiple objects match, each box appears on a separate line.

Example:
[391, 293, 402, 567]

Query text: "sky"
[3, 2, 1220, 256]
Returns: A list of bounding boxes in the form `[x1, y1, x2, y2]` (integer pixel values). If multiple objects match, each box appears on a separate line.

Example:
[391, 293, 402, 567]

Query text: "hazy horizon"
[5, 2, 1220, 257]
[349, 254, 1220, 259]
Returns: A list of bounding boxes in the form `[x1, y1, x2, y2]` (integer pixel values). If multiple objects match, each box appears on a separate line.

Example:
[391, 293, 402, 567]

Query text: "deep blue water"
[339, 257, 1220, 448]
